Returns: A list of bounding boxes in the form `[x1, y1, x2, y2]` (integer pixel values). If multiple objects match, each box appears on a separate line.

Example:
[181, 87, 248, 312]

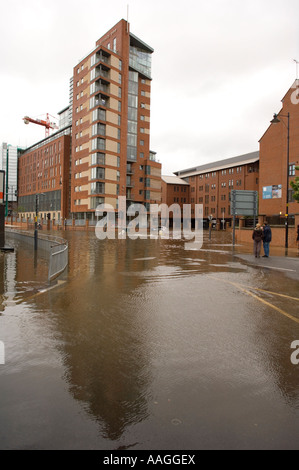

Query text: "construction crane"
[23, 113, 58, 138]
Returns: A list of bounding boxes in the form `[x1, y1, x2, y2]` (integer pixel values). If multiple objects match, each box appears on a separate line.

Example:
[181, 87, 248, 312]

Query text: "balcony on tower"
[90, 93, 110, 110]
[92, 123, 106, 137]
[126, 176, 134, 188]
[90, 64, 110, 82]
[91, 182, 105, 195]
[126, 163, 134, 175]
[91, 49, 110, 68]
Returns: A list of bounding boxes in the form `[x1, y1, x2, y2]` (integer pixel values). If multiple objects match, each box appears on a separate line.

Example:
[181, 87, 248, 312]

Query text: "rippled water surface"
[0, 231, 299, 449]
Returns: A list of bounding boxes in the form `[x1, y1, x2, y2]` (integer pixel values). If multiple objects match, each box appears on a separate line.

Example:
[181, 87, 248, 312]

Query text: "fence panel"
[6, 229, 68, 282]
[48, 241, 68, 281]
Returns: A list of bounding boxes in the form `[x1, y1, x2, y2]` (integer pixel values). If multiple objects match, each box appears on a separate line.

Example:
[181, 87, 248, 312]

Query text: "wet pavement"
[0, 230, 299, 450]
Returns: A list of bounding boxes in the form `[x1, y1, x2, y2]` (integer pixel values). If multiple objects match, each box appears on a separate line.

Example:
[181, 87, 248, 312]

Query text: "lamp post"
[5, 145, 11, 218]
[34, 194, 39, 251]
[270, 112, 290, 249]
[34, 193, 45, 251]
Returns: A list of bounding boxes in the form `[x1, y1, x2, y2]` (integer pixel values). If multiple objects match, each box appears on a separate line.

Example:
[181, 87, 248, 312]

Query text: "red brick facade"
[259, 81, 299, 223]
[71, 19, 161, 217]
[173, 152, 259, 223]
[161, 176, 190, 209]
[18, 132, 71, 220]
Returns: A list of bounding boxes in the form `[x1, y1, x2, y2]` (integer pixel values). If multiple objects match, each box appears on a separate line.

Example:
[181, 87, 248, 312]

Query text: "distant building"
[161, 175, 189, 207]
[70, 19, 161, 221]
[58, 106, 72, 130]
[174, 151, 259, 225]
[1, 143, 20, 215]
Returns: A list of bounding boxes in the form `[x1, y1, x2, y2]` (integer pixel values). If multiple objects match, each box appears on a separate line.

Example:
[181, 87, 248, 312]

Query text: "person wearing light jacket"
[252, 223, 264, 258]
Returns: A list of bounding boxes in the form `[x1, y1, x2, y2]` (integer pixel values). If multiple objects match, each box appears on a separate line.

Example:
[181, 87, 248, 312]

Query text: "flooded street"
[0, 230, 299, 450]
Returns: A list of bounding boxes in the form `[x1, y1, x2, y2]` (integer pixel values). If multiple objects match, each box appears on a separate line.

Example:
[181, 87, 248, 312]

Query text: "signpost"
[230, 190, 258, 246]
[208, 214, 213, 241]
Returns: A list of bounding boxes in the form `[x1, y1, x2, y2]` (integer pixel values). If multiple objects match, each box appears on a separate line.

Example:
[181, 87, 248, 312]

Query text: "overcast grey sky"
[1, 0, 298, 174]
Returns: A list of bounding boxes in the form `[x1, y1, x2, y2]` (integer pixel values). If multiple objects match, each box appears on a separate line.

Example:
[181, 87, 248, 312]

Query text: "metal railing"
[48, 240, 68, 281]
[6, 229, 68, 282]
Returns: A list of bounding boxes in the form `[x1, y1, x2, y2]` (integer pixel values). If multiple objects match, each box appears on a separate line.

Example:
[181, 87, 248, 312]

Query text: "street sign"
[230, 190, 258, 216]
[230, 190, 258, 246]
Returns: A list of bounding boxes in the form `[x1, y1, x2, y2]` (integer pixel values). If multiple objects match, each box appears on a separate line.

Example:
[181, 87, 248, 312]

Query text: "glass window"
[128, 81, 138, 94]
[129, 71, 138, 82]
[127, 147, 137, 161]
[128, 95, 138, 108]
[128, 134, 137, 146]
[91, 153, 105, 165]
[128, 108, 137, 121]
[128, 121, 137, 133]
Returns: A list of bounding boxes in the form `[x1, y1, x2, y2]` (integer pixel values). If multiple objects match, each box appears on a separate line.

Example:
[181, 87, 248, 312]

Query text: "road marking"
[15, 280, 67, 304]
[34, 280, 66, 297]
[251, 287, 299, 302]
[210, 276, 299, 324]
[254, 265, 295, 272]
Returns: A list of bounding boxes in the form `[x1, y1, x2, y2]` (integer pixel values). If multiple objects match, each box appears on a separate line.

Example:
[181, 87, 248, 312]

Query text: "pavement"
[235, 252, 299, 281]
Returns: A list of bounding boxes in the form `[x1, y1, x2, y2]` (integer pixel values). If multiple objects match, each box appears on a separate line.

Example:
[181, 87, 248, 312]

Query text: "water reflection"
[0, 245, 45, 311]
[1, 231, 299, 448]
[38, 236, 160, 440]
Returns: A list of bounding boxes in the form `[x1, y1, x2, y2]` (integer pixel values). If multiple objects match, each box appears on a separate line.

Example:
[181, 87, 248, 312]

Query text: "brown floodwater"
[0, 230, 299, 449]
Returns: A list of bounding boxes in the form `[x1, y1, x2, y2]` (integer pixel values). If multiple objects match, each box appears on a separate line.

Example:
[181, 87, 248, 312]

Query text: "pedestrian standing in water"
[262, 221, 272, 257]
[252, 223, 264, 258]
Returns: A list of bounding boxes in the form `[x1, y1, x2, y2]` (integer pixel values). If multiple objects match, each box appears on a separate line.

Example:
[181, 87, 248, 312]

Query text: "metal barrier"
[6, 229, 68, 282]
[48, 241, 68, 281]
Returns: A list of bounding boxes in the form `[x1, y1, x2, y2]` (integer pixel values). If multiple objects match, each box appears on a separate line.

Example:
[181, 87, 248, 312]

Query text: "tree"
[290, 166, 299, 202]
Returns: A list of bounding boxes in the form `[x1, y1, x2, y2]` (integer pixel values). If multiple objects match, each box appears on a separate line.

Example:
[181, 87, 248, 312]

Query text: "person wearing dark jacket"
[262, 222, 272, 257]
[252, 223, 264, 258]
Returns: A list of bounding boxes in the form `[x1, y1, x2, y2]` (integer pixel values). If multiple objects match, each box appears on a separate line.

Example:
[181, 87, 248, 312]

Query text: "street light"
[270, 112, 290, 249]
[34, 193, 45, 251]
[5, 144, 11, 217]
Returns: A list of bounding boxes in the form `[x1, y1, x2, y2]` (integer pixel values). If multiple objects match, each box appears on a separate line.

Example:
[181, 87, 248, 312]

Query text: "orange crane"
[23, 113, 58, 137]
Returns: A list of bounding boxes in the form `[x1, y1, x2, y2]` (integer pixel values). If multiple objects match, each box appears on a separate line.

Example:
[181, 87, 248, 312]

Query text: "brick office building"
[259, 80, 299, 231]
[161, 175, 190, 226]
[161, 175, 189, 207]
[71, 19, 161, 221]
[174, 151, 259, 226]
[18, 128, 71, 222]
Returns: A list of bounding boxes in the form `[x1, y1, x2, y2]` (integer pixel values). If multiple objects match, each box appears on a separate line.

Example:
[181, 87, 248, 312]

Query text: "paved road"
[235, 253, 299, 281]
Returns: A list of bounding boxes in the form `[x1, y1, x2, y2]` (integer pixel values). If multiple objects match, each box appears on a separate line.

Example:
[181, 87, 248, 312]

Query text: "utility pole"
[34, 194, 39, 250]
[5, 145, 9, 217]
